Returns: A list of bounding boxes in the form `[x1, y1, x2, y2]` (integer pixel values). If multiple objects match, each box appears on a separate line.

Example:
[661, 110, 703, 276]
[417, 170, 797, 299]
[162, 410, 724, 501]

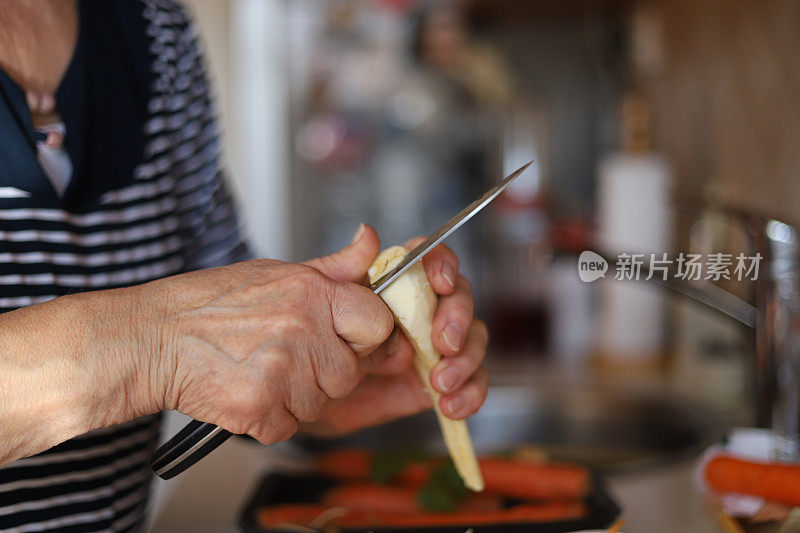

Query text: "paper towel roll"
[596, 151, 672, 363]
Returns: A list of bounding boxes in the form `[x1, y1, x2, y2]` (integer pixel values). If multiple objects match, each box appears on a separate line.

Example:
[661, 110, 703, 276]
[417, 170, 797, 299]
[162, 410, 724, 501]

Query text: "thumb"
[304, 223, 381, 284]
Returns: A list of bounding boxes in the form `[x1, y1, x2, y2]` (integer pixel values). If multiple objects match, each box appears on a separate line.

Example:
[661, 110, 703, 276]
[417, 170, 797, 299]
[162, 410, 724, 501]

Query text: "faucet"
[596, 197, 800, 441]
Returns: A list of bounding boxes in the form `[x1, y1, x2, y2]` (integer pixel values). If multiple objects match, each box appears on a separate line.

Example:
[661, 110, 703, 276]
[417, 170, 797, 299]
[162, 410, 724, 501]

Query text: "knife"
[150, 161, 532, 480]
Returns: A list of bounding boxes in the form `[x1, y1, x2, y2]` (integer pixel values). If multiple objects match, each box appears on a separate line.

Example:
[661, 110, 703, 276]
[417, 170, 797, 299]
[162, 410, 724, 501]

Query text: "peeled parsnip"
[368, 246, 484, 492]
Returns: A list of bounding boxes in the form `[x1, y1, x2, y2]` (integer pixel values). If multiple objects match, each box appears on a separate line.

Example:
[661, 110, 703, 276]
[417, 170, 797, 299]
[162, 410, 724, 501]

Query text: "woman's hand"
[133, 255, 394, 445]
[1, 240, 394, 465]
[143, 224, 488, 443]
[301, 225, 489, 437]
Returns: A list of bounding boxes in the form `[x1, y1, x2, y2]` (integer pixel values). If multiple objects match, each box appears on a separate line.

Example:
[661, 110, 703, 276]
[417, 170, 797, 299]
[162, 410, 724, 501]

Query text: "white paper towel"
[596, 152, 672, 362]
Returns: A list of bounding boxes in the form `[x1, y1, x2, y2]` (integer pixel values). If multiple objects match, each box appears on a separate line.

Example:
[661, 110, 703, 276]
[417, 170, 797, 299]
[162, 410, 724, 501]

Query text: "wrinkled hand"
[302, 225, 489, 437]
[137, 253, 393, 444]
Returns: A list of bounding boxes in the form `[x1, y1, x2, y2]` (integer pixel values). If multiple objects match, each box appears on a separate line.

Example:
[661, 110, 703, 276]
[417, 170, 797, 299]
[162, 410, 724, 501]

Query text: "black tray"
[239, 471, 620, 533]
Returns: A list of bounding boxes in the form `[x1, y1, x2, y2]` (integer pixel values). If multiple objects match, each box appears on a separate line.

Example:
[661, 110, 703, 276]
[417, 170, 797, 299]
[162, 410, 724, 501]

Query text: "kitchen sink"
[296, 377, 723, 473]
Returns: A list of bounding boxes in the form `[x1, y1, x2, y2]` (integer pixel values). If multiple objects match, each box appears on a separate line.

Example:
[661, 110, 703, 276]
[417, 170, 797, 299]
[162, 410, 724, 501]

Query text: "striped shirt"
[0, 1, 249, 531]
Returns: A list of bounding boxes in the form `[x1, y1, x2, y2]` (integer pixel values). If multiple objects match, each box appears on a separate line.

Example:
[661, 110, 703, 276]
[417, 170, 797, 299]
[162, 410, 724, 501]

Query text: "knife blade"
[150, 161, 533, 480]
[371, 160, 532, 293]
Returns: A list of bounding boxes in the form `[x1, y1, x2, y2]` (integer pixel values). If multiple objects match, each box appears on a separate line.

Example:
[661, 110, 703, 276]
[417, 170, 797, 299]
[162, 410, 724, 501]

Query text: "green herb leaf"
[417, 459, 467, 512]
[370, 448, 428, 484]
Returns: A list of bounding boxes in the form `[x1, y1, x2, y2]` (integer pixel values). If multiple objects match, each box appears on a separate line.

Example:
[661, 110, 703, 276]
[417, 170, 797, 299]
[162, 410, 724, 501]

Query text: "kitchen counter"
[148, 432, 281, 533]
[148, 357, 740, 532]
[147, 432, 720, 532]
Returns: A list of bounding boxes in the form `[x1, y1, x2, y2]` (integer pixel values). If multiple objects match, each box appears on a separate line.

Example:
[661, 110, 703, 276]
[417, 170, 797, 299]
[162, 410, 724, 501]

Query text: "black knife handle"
[150, 420, 232, 479]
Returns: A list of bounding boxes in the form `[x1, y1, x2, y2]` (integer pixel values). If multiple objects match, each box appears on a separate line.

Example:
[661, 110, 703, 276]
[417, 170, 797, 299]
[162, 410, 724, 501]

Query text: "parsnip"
[368, 246, 484, 492]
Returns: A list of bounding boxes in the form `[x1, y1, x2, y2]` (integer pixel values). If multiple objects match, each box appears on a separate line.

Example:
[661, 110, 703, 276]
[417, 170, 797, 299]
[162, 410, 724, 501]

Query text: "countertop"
[148, 356, 744, 533]
[147, 424, 720, 533]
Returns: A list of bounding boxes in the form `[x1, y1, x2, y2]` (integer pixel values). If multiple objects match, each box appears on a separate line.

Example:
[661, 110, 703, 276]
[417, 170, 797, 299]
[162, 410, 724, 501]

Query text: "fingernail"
[436, 364, 461, 393]
[442, 322, 463, 352]
[351, 223, 366, 244]
[441, 262, 456, 289]
[446, 394, 465, 416]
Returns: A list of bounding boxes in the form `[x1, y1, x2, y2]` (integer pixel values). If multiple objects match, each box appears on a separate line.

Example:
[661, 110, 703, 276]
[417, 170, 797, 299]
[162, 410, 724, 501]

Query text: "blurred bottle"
[487, 198, 551, 355]
[486, 106, 551, 355]
[595, 93, 672, 369]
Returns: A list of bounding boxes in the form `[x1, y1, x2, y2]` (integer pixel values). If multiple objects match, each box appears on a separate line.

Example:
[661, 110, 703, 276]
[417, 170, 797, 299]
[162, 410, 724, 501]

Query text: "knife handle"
[150, 420, 232, 479]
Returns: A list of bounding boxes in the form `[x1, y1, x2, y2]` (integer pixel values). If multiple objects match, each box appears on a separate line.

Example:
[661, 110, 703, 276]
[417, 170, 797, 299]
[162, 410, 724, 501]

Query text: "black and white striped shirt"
[0, 1, 249, 530]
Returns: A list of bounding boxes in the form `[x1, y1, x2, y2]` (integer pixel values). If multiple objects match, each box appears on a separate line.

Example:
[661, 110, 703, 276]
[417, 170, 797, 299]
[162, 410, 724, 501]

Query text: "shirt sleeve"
[156, 1, 254, 271]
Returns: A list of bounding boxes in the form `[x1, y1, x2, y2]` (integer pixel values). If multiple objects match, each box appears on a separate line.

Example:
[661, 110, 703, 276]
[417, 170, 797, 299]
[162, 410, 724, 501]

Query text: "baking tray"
[239, 471, 620, 533]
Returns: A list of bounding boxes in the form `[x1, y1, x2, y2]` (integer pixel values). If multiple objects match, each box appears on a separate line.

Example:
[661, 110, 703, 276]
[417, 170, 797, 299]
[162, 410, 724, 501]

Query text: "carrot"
[315, 449, 372, 480]
[321, 482, 502, 514]
[314, 449, 434, 487]
[479, 457, 591, 500]
[315, 449, 435, 484]
[705, 454, 800, 507]
[386, 502, 586, 527]
[399, 461, 433, 484]
[256, 501, 586, 529]
[315, 450, 591, 500]
[456, 492, 503, 512]
[321, 483, 421, 514]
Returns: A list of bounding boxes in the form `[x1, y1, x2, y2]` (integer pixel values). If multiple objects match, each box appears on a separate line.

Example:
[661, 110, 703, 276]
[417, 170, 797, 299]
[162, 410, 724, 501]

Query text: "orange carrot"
[388, 502, 586, 527]
[321, 482, 502, 514]
[454, 492, 502, 512]
[315, 450, 590, 500]
[705, 454, 800, 507]
[479, 457, 590, 500]
[256, 501, 586, 529]
[315, 449, 372, 480]
[399, 461, 434, 484]
[314, 449, 436, 484]
[321, 483, 421, 514]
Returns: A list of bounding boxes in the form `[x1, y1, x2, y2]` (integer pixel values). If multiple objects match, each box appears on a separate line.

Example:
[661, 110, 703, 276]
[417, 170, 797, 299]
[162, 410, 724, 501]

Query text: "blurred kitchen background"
[150, 1, 800, 531]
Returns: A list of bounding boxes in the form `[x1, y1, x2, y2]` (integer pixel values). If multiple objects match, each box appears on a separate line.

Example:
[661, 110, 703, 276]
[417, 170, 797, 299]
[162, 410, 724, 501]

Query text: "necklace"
[25, 90, 65, 148]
